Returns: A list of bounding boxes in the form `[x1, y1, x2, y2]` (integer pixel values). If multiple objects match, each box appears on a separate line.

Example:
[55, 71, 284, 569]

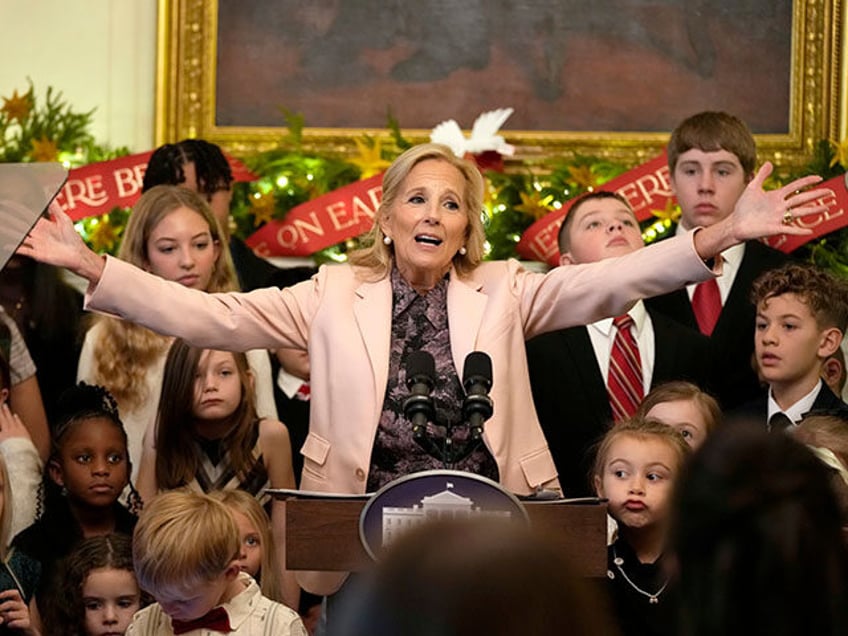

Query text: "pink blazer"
[86, 231, 714, 594]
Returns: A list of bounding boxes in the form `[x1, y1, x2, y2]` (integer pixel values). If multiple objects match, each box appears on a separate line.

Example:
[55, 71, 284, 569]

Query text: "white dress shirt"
[677, 223, 746, 304]
[767, 379, 823, 426]
[588, 300, 654, 394]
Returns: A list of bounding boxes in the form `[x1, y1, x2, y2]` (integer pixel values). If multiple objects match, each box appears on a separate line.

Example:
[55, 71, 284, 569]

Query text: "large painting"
[156, 0, 843, 166]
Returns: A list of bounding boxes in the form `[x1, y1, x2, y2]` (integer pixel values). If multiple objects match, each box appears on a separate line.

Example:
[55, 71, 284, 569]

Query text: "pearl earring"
[459, 246, 467, 256]
[383, 236, 392, 246]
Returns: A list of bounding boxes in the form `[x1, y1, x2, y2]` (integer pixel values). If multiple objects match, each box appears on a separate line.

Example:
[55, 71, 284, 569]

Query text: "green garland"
[0, 79, 128, 164]
[3, 82, 847, 273]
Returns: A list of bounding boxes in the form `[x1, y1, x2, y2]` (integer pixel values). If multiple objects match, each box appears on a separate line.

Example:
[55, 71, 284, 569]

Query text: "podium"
[282, 497, 608, 577]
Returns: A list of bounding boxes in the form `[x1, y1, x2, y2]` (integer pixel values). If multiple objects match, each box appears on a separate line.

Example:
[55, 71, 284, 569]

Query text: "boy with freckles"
[732, 263, 848, 430]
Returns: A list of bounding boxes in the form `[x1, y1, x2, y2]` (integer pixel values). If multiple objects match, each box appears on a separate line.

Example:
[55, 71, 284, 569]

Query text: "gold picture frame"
[155, 0, 844, 169]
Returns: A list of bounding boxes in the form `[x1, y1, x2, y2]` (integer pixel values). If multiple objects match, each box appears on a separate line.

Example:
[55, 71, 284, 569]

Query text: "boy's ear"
[822, 357, 844, 390]
[559, 252, 575, 266]
[0, 388, 9, 405]
[223, 560, 241, 582]
[47, 459, 64, 487]
[818, 328, 843, 359]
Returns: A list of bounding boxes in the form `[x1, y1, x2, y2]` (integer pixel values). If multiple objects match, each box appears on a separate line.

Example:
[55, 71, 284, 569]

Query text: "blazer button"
[355, 468, 366, 481]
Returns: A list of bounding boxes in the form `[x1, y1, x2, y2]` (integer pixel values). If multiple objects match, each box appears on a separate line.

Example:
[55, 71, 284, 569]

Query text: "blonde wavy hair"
[348, 143, 486, 280]
[210, 489, 283, 603]
[90, 186, 237, 409]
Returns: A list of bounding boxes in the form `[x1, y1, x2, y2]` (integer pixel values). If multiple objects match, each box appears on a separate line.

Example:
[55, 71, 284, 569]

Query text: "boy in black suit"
[733, 263, 848, 429]
[645, 111, 788, 410]
[526, 191, 709, 495]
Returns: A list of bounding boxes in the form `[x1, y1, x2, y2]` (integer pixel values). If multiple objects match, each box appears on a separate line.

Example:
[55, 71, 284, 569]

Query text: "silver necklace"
[607, 545, 668, 604]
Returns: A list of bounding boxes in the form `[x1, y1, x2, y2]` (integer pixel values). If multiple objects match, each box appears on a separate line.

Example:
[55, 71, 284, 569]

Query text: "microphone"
[403, 350, 436, 441]
[462, 352, 493, 441]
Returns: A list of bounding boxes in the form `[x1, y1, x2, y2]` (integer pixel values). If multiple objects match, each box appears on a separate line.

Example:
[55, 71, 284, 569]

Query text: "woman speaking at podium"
[19, 142, 825, 595]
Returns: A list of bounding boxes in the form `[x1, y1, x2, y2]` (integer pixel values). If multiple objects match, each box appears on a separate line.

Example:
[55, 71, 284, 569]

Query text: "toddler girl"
[139, 339, 297, 607]
[42, 533, 143, 636]
[0, 452, 39, 635]
[12, 383, 140, 617]
[593, 417, 690, 636]
[637, 381, 721, 449]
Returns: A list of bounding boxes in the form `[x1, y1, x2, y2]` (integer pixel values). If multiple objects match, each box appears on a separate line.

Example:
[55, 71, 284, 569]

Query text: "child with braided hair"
[12, 383, 140, 620]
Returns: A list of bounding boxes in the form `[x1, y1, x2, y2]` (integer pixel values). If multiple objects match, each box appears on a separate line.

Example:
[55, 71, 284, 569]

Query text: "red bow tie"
[171, 606, 231, 634]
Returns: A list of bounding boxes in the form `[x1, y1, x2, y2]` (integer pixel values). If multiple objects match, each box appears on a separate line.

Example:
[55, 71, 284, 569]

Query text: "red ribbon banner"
[56, 151, 257, 221]
[517, 152, 672, 266]
[246, 173, 384, 257]
[762, 173, 848, 253]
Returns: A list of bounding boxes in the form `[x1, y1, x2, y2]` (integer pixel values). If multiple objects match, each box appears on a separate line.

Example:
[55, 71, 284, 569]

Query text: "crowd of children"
[0, 108, 847, 636]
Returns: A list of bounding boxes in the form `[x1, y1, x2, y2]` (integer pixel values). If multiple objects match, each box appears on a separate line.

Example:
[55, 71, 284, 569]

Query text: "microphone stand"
[403, 351, 494, 468]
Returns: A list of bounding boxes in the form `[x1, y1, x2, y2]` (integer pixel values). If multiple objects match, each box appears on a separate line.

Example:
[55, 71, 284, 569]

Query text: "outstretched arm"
[19, 201, 311, 354]
[17, 201, 106, 285]
[693, 163, 827, 259]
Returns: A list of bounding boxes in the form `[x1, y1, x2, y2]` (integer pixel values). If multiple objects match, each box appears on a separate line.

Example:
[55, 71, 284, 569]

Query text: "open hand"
[16, 200, 105, 283]
[729, 162, 831, 242]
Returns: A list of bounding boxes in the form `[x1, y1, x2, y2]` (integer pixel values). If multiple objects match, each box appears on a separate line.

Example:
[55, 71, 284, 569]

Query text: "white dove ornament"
[430, 107, 516, 158]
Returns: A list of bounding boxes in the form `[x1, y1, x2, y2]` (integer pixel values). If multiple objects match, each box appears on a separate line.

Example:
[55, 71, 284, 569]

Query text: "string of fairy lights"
[3, 82, 848, 273]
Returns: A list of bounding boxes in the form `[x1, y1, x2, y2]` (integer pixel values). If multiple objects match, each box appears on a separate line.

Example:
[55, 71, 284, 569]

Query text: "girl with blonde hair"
[77, 186, 278, 483]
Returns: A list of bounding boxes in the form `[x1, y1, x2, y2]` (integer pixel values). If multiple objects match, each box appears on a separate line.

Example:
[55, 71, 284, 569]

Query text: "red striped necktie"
[692, 278, 722, 336]
[607, 314, 643, 422]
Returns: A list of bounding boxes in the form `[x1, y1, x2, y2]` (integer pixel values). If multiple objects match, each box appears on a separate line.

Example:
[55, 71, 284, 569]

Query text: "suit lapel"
[645, 288, 697, 330]
[650, 311, 677, 383]
[447, 273, 487, 374]
[563, 327, 611, 418]
[353, 277, 393, 409]
[810, 383, 841, 411]
[714, 246, 755, 335]
[714, 241, 785, 336]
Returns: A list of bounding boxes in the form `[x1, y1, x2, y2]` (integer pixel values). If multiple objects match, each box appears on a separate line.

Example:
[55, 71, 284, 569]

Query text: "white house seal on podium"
[359, 470, 528, 560]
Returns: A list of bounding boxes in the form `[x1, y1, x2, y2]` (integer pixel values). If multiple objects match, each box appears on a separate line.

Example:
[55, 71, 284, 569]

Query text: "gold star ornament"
[514, 191, 556, 221]
[567, 165, 599, 190]
[830, 136, 848, 169]
[349, 138, 391, 179]
[1, 90, 32, 123]
[649, 198, 681, 223]
[250, 191, 277, 227]
[88, 219, 121, 253]
[30, 136, 59, 162]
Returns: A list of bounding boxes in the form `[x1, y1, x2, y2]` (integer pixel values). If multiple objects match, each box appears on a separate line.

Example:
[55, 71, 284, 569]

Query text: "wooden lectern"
[282, 497, 608, 576]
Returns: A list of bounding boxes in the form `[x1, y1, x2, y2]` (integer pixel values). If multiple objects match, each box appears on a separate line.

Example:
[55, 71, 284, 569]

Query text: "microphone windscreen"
[463, 351, 492, 388]
[405, 350, 436, 385]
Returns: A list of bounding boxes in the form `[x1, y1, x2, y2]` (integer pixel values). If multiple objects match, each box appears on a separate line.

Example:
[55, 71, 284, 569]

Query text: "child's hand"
[0, 404, 32, 444]
[0, 589, 33, 631]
